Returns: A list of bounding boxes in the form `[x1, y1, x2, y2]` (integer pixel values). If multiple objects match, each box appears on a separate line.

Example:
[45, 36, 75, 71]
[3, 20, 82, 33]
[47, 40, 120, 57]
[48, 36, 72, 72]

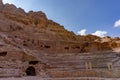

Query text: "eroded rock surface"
[0, 0, 120, 78]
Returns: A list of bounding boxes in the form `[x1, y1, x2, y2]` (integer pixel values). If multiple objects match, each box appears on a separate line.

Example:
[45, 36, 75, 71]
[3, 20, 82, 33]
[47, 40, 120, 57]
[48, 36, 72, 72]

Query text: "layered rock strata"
[0, 0, 120, 78]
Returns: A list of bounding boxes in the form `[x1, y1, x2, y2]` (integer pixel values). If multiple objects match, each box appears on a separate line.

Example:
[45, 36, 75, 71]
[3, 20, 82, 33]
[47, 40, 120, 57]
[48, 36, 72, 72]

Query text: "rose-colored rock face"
[0, 0, 4, 11]
[1, 0, 120, 78]
[3, 4, 26, 15]
[0, 0, 120, 53]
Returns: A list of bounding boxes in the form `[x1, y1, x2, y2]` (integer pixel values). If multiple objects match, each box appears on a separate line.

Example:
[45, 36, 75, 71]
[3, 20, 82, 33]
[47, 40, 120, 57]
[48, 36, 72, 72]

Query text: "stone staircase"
[43, 53, 120, 78]
[1, 32, 120, 78]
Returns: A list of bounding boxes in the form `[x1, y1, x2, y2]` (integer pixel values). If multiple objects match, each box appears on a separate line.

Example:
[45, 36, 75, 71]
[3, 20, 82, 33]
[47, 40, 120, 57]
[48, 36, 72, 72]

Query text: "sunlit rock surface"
[0, 0, 120, 79]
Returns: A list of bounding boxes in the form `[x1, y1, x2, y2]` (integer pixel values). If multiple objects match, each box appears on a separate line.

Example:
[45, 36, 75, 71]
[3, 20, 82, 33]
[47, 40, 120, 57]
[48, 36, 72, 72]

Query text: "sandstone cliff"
[0, 0, 120, 54]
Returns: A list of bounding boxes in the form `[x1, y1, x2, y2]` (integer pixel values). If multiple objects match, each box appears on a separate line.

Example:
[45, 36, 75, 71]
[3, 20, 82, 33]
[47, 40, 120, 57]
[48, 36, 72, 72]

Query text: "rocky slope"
[0, 0, 120, 54]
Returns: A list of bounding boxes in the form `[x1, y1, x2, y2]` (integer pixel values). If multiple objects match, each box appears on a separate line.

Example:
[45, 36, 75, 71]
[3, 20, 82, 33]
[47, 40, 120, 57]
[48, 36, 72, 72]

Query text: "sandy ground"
[0, 77, 120, 80]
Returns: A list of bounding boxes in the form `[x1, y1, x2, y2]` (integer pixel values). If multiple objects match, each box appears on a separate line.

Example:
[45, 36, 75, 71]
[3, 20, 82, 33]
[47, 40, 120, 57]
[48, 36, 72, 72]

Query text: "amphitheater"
[0, 0, 120, 80]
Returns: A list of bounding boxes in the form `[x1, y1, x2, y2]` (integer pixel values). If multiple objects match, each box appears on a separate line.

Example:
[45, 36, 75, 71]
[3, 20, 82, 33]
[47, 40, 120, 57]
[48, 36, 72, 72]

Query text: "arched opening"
[26, 66, 36, 76]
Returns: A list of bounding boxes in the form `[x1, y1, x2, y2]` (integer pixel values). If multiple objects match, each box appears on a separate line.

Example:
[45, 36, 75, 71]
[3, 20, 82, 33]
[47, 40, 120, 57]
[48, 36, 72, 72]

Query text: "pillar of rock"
[85, 62, 89, 70]
[89, 62, 92, 70]
[107, 63, 113, 70]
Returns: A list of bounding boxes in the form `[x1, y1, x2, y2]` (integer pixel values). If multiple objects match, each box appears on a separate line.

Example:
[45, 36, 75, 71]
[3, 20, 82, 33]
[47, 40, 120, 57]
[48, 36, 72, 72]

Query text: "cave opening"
[26, 66, 36, 76]
[29, 61, 39, 65]
[0, 52, 7, 56]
